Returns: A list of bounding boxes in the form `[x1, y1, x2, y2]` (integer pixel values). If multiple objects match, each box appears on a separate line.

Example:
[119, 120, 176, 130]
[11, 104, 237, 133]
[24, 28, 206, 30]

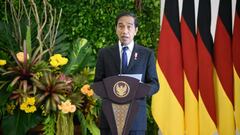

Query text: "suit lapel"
[127, 44, 140, 71]
[111, 44, 121, 73]
[112, 43, 141, 73]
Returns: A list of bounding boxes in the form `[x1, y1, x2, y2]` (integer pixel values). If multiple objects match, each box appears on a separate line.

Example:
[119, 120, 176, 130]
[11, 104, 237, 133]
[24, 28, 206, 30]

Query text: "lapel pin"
[134, 52, 138, 60]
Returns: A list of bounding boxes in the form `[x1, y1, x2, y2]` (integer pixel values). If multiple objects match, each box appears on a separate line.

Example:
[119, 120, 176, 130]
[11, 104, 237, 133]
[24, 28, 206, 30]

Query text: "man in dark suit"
[94, 11, 159, 135]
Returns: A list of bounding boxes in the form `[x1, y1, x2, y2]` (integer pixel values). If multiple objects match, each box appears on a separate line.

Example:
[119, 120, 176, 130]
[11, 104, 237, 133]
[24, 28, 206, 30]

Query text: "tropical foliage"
[0, 0, 99, 135]
[49, 0, 160, 53]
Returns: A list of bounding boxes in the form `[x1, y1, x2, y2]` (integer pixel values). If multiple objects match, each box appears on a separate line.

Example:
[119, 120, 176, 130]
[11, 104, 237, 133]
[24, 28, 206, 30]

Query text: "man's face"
[116, 16, 138, 45]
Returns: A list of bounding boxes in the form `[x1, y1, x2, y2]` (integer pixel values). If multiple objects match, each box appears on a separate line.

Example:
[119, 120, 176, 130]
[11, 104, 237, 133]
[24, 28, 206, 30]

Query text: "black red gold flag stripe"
[214, 0, 235, 134]
[151, 0, 184, 134]
[233, 0, 240, 133]
[197, 0, 217, 134]
[181, 0, 198, 134]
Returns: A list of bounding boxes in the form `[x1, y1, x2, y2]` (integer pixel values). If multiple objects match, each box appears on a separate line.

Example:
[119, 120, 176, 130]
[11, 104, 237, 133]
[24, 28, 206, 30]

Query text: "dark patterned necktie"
[122, 46, 128, 73]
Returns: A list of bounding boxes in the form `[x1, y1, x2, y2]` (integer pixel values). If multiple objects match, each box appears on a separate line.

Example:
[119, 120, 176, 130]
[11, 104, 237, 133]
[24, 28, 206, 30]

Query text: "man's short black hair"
[115, 11, 138, 28]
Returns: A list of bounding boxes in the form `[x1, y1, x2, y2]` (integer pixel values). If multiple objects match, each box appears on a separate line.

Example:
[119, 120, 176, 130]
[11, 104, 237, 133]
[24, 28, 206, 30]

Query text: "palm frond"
[63, 38, 95, 75]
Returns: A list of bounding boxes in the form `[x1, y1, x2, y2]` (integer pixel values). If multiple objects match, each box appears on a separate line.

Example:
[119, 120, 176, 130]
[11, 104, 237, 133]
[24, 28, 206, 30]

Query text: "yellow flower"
[16, 52, 29, 63]
[50, 59, 59, 67]
[86, 89, 94, 97]
[26, 106, 37, 113]
[20, 97, 37, 113]
[58, 100, 76, 113]
[6, 103, 15, 115]
[35, 72, 43, 79]
[20, 103, 36, 113]
[26, 97, 35, 105]
[49, 54, 68, 67]
[81, 84, 90, 94]
[20, 103, 27, 110]
[0, 59, 6, 66]
[81, 84, 94, 97]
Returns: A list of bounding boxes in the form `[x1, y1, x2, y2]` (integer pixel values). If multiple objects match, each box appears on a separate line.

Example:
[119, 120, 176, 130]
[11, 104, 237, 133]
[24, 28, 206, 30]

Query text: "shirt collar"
[118, 40, 134, 52]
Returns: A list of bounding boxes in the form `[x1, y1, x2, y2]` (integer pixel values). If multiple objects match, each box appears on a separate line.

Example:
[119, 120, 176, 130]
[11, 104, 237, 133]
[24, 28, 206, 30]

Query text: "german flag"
[213, 0, 235, 134]
[197, 0, 217, 134]
[151, 0, 184, 134]
[233, 0, 240, 133]
[180, 0, 198, 135]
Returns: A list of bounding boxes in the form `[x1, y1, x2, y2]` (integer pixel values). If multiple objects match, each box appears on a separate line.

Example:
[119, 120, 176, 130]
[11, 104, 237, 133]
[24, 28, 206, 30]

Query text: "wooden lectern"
[91, 76, 150, 135]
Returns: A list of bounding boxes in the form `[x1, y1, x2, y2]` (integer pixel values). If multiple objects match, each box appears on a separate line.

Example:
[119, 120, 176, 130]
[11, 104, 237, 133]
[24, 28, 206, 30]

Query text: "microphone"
[120, 58, 123, 75]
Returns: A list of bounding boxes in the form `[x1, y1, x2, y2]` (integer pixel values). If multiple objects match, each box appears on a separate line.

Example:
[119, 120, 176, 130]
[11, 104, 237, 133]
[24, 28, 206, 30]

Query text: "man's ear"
[134, 27, 138, 35]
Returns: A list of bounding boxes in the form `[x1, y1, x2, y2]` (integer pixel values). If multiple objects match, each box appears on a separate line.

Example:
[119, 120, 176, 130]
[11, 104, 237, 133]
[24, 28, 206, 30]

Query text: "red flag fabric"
[151, 0, 184, 134]
[233, 0, 240, 133]
[181, 0, 198, 134]
[197, 0, 217, 134]
[152, 0, 239, 134]
[213, 0, 235, 134]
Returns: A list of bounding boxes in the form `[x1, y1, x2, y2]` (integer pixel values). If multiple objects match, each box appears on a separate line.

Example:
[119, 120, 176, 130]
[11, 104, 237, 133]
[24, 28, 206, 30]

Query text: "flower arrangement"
[0, 44, 99, 135]
[0, 0, 100, 135]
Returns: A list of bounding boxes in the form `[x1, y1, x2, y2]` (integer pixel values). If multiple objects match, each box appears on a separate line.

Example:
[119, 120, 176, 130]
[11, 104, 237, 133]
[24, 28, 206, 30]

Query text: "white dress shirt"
[118, 41, 134, 66]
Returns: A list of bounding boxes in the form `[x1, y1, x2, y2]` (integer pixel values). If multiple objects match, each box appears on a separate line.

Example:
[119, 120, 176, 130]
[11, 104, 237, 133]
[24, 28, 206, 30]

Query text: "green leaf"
[0, 80, 8, 90]
[42, 113, 56, 135]
[26, 26, 32, 58]
[56, 113, 74, 135]
[63, 38, 95, 75]
[0, 90, 11, 106]
[1, 110, 42, 135]
[86, 116, 100, 135]
[76, 110, 87, 135]
[0, 21, 18, 52]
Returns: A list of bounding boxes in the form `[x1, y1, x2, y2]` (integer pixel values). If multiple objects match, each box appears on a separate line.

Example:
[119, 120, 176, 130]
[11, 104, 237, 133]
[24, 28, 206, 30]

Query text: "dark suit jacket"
[94, 43, 159, 131]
